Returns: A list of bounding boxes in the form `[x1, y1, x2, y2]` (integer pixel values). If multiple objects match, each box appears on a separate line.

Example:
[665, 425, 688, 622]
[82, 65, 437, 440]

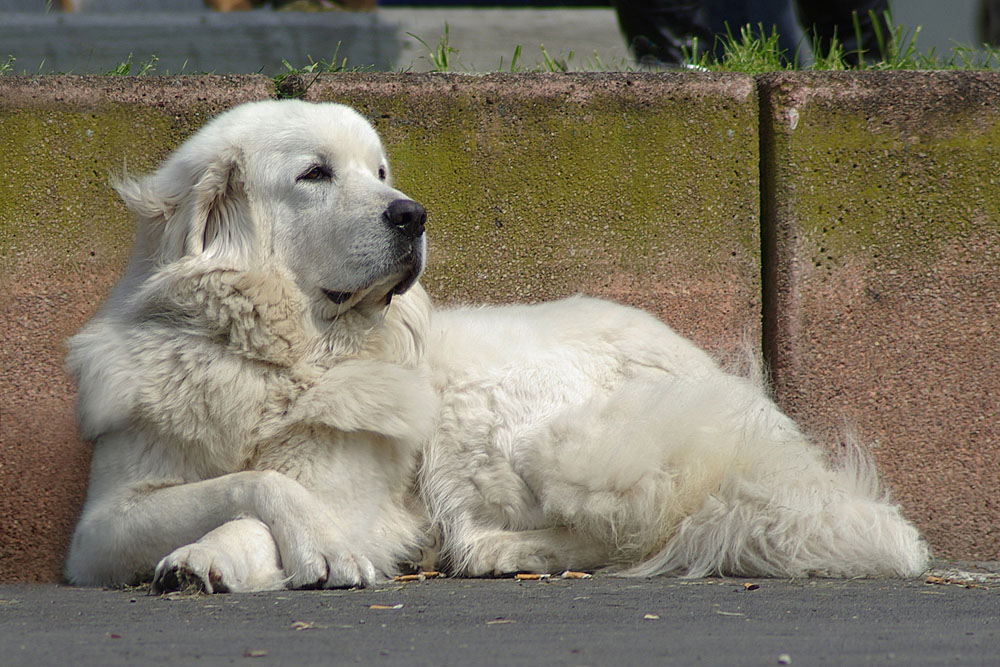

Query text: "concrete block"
[0, 75, 273, 581]
[758, 71, 1000, 561]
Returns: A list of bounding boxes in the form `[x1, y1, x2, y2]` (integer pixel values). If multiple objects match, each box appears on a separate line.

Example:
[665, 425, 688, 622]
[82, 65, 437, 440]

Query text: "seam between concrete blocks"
[755, 74, 781, 391]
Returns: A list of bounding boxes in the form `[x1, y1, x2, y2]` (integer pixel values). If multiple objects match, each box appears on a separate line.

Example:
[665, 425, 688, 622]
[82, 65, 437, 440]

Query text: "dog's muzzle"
[320, 200, 426, 310]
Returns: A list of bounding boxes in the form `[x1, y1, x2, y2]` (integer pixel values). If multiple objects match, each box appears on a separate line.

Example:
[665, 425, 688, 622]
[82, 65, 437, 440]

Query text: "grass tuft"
[274, 44, 372, 96]
[682, 9, 1000, 73]
[408, 23, 459, 73]
[107, 53, 159, 76]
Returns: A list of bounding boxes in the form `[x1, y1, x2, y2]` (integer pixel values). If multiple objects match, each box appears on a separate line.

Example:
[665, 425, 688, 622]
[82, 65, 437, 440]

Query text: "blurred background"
[0, 1, 997, 75]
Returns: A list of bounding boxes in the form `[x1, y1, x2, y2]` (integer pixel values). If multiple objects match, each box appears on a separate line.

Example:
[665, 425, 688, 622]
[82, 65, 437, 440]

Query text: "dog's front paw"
[288, 550, 378, 589]
[152, 544, 236, 595]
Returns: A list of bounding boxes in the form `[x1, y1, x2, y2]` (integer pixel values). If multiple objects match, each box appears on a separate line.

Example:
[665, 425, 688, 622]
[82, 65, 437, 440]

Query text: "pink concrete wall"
[0, 73, 761, 582]
[1, 72, 996, 582]
[759, 72, 1000, 561]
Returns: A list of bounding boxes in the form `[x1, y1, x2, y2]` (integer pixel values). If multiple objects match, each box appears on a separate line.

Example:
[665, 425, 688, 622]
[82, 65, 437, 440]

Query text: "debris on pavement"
[393, 571, 442, 582]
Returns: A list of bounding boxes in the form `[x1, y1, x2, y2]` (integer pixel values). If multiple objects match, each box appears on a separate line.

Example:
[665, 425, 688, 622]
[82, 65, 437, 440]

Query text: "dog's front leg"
[67, 466, 376, 591]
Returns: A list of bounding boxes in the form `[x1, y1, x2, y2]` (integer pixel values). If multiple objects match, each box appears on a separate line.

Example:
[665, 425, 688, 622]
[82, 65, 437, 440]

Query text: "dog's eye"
[378, 166, 387, 181]
[298, 165, 332, 182]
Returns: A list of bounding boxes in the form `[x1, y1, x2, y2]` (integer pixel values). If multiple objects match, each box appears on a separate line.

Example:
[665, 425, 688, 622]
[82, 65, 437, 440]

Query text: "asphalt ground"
[1, 563, 998, 666]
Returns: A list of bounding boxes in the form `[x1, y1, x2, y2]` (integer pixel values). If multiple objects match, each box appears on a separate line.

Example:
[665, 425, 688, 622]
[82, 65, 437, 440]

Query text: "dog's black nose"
[384, 199, 426, 240]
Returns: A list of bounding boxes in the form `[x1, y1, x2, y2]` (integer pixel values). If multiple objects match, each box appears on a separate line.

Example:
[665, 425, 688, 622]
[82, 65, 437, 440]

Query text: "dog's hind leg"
[449, 527, 610, 577]
[151, 518, 286, 594]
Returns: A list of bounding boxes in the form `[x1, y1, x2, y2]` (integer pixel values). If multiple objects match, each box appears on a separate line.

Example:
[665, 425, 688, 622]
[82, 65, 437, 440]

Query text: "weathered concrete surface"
[0, 73, 761, 582]
[0, 76, 275, 582]
[758, 71, 1000, 561]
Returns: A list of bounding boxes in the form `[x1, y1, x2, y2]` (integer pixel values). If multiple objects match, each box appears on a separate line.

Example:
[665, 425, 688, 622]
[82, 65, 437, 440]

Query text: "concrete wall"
[0, 72, 996, 582]
[758, 72, 1000, 563]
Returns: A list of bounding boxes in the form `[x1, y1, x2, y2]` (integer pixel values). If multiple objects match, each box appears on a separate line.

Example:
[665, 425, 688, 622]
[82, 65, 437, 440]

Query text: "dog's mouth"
[320, 288, 354, 305]
[388, 261, 422, 299]
[320, 256, 423, 315]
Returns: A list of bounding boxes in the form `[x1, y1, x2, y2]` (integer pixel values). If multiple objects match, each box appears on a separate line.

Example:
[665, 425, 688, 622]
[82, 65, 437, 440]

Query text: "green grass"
[106, 53, 160, 76]
[686, 24, 796, 73]
[407, 22, 460, 72]
[273, 43, 374, 96]
[685, 10, 1000, 73]
[399, 9, 999, 73]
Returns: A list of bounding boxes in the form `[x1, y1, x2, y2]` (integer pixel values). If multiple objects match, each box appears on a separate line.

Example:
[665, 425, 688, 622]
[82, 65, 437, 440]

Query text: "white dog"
[65, 100, 928, 593]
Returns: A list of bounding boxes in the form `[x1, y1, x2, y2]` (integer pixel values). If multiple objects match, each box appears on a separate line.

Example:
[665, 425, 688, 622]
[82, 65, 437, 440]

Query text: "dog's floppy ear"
[113, 146, 254, 265]
[188, 147, 254, 263]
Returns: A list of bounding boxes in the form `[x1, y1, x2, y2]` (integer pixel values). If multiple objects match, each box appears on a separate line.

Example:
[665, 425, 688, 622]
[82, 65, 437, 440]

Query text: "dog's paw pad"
[152, 564, 211, 595]
[152, 544, 234, 595]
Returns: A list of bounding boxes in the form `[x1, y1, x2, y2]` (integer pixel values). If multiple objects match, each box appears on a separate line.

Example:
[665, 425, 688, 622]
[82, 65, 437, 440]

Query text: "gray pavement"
[2, 564, 999, 666]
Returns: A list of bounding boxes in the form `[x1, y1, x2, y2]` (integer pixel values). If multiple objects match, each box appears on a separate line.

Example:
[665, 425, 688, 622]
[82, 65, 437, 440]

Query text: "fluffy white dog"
[65, 100, 928, 592]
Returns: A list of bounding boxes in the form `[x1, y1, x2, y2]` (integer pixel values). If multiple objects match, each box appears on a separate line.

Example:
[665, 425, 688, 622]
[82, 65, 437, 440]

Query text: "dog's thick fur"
[65, 100, 928, 592]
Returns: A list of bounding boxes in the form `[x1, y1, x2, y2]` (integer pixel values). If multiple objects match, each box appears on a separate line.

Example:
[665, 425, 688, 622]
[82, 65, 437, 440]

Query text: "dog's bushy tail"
[621, 377, 929, 579]
[529, 363, 929, 579]
[622, 433, 929, 578]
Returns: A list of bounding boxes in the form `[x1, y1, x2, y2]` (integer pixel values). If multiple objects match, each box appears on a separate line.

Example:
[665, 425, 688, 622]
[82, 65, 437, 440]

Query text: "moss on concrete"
[760, 71, 1000, 268]
[296, 73, 761, 309]
[0, 76, 274, 277]
[0, 108, 171, 267]
[778, 112, 1000, 268]
[1, 74, 763, 313]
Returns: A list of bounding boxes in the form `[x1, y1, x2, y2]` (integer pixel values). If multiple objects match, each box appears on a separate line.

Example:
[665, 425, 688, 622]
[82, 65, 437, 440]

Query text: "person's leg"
[613, 0, 713, 66]
[706, 0, 809, 65]
[796, 0, 890, 65]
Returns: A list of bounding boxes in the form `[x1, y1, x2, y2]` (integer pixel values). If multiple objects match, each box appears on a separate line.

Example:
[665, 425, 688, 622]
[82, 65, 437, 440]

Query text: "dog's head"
[116, 100, 426, 327]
